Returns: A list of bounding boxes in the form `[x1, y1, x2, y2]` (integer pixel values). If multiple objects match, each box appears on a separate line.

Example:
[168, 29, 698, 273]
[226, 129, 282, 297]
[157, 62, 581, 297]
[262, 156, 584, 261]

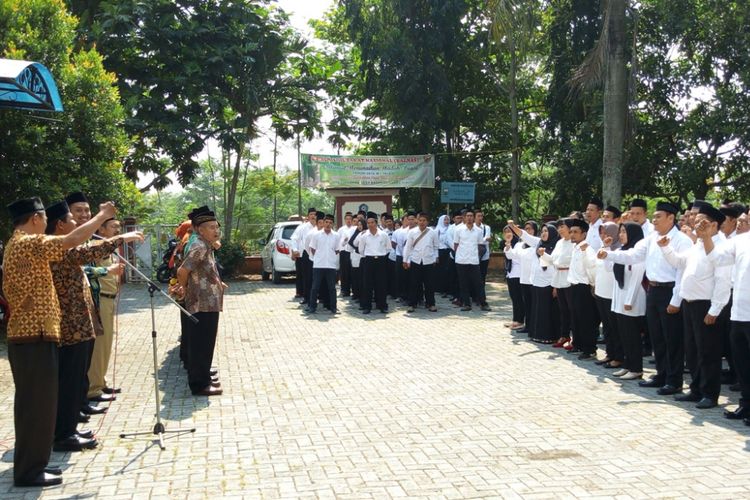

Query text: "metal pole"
[296, 131, 302, 217]
[273, 131, 278, 222]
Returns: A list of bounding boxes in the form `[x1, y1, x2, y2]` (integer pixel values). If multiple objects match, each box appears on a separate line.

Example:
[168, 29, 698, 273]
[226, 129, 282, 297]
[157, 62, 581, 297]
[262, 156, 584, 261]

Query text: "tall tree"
[489, 0, 541, 220]
[0, 0, 140, 238]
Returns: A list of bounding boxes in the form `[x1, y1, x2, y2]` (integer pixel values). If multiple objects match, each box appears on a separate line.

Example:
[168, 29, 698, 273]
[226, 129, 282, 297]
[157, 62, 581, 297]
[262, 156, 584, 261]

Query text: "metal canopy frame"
[0, 59, 63, 112]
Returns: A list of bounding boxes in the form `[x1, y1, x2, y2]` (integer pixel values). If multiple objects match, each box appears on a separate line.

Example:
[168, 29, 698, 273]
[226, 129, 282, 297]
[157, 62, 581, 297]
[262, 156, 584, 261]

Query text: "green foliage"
[215, 240, 247, 278]
[0, 0, 140, 238]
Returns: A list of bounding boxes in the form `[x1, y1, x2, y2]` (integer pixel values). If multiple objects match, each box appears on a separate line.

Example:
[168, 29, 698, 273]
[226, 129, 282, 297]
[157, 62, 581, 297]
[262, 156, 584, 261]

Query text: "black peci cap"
[604, 206, 622, 218]
[655, 201, 680, 215]
[629, 198, 647, 209]
[699, 204, 726, 225]
[65, 191, 89, 205]
[45, 201, 70, 225]
[7, 197, 45, 223]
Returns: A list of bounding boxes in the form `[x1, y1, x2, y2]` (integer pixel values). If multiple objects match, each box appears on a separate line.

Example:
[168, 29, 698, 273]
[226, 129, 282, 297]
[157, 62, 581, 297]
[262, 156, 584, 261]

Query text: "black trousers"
[595, 296, 623, 361]
[294, 255, 304, 296]
[532, 286, 559, 342]
[310, 268, 337, 312]
[8, 341, 58, 483]
[480, 259, 489, 285]
[351, 265, 362, 300]
[362, 256, 388, 311]
[437, 249, 451, 292]
[339, 251, 351, 296]
[57, 341, 90, 441]
[187, 311, 220, 394]
[409, 262, 436, 308]
[506, 277, 525, 324]
[386, 258, 397, 297]
[720, 295, 734, 379]
[179, 310, 191, 368]
[301, 251, 313, 304]
[521, 283, 534, 332]
[730, 321, 750, 408]
[570, 284, 598, 354]
[683, 299, 722, 400]
[618, 314, 645, 373]
[557, 286, 573, 338]
[81, 338, 95, 409]
[397, 256, 409, 300]
[447, 257, 459, 298]
[646, 286, 684, 387]
[456, 263, 486, 307]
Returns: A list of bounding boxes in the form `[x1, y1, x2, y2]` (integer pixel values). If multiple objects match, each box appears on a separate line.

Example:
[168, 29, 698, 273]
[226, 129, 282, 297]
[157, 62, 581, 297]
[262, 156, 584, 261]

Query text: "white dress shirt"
[641, 220, 654, 237]
[609, 259, 647, 316]
[394, 226, 410, 258]
[350, 232, 363, 268]
[403, 227, 440, 265]
[304, 227, 320, 262]
[310, 230, 340, 269]
[504, 241, 524, 280]
[585, 218, 603, 250]
[541, 238, 573, 289]
[707, 232, 750, 321]
[506, 241, 537, 285]
[660, 233, 732, 316]
[477, 223, 492, 262]
[290, 221, 314, 254]
[593, 257, 615, 300]
[356, 230, 392, 257]
[387, 229, 397, 261]
[436, 216, 451, 249]
[338, 224, 356, 252]
[567, 242, 596, 285]
[604, 225, 693, 307]
[453, 224, 483, 265]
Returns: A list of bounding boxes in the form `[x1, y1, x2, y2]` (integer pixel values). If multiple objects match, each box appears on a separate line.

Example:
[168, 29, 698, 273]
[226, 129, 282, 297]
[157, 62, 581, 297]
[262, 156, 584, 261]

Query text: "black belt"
[648, 281, 675, 288]
[366, 255, 386, 259]
[100, 292, 118, 299]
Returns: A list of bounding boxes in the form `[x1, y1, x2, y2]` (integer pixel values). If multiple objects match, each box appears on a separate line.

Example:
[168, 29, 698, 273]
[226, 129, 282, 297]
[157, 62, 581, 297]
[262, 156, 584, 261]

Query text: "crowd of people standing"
[502, 197, 750, 423]
[289, 207, 493, 316]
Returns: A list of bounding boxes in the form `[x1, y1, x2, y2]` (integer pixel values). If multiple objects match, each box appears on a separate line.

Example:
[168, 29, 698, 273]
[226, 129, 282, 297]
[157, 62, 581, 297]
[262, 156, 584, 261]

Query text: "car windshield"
[280, 225, 298, 240]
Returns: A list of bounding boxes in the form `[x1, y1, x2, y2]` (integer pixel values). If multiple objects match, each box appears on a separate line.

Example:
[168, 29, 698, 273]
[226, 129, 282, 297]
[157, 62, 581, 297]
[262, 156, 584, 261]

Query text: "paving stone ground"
[0, 279, 750, 499]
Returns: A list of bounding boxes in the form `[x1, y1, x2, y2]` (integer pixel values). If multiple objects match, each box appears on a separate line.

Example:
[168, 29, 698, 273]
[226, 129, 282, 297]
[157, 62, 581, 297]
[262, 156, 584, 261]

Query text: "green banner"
[301, 154, 435, 189]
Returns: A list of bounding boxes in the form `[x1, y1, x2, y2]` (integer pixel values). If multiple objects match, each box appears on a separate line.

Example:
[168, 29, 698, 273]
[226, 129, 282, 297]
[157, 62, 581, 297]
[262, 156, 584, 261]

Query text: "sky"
[138, 0, 339, 191]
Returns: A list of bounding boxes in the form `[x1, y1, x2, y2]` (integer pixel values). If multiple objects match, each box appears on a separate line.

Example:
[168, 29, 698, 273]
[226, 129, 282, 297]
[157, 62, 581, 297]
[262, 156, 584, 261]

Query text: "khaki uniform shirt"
[3, 230, 66, 343]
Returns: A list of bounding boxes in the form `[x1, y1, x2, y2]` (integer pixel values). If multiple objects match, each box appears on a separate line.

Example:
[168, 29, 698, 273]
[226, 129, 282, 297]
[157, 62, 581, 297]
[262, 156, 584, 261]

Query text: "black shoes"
[14, 471, 62, 487]
[361, 309, 371, 315]
[577, 353, 595, 361]
[45, 466, 62, 475]
[102, 386, 122, 394]
[81, 404, 107, 415]
[695, 397, 718, 409]
[724, 406, 749, 420]
[53, 435, 98, 452]
[89, 393, 116, 403]
[638, 379, 665, 388]
[657, 384, 682, 396]
[77, 428, 95, 439]
[78, 412, 90, 423]
[674, 391, 701, 402]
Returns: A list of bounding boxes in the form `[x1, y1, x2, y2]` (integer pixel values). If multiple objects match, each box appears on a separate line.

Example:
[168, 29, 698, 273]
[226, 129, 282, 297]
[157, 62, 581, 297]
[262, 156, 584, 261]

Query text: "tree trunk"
[224, 138, 246, 243]
[509, 36, 521, 221]
[602, 0, 627, 208]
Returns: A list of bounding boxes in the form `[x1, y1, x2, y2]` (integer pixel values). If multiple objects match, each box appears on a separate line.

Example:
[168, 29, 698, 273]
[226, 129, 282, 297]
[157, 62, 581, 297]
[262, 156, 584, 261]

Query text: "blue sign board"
[440, 182, 475, 204]
[0, 59, 64, 112]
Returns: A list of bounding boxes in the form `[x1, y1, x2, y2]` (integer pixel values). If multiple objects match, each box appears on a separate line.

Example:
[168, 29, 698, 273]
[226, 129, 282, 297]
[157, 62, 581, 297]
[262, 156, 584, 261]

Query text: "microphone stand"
[97, 235, 197, 450]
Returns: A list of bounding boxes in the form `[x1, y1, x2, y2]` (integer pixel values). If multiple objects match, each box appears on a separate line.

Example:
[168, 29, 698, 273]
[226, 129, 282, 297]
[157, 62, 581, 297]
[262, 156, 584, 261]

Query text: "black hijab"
[503, 225, 520, 274]
[522, 220, 540, 248]
[537, 223, 560, 258]
[614, 222, 645, 289]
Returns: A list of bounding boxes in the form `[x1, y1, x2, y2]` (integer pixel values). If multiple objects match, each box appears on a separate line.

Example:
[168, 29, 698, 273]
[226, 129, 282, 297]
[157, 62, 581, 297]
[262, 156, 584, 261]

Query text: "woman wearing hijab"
[593, 222, 624, 368]
[531, 224, 561, 343]
[502, 225, 524, 329]
[548, 219, 575, 348]
[606, 222, 646, 380]
[505, 221, 540, 334]
[435, 214, 451, 294]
